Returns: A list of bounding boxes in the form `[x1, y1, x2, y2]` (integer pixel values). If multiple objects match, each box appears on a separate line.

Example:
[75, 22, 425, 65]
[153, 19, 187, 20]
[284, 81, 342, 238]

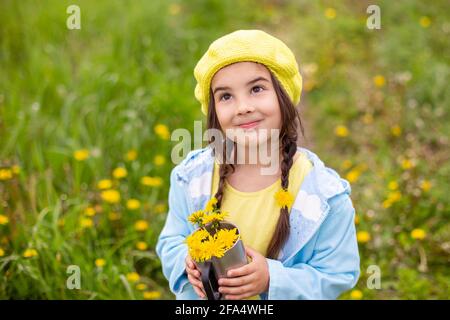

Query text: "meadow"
[0, 0, 449, 299]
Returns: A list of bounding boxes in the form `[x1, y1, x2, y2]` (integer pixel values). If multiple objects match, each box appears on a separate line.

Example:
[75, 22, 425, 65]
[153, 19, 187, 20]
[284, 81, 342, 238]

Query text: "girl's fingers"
[193, 284, 206, 299]
[188, 273, 203, 289]
[219, 283, 254, 296]
[218, 274, 254, 287]
[186, 266, 201, 279]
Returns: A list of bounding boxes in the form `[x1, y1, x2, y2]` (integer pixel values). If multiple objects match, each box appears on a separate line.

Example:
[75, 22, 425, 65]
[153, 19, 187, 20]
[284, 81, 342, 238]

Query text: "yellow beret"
[194, 29, 302, 115]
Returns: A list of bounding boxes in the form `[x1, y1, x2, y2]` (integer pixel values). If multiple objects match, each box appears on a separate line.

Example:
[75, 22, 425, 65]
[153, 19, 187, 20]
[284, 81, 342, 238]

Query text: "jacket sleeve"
[265, 193, 360, 299]
[156, 166, 193, 297]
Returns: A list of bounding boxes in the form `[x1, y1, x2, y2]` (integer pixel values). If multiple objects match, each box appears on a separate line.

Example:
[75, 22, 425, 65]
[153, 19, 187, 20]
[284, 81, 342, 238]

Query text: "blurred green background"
[0, 0, 449, 299]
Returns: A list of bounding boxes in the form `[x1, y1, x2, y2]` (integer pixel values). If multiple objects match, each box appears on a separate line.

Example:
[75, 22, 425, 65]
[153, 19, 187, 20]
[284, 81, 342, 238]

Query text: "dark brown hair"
[206, 65, 304, 259]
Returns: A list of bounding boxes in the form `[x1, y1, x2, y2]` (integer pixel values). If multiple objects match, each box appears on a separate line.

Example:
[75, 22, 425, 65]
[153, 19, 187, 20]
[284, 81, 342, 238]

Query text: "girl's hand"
[218, 246, 270, 300]
[185, 255, 206, 299]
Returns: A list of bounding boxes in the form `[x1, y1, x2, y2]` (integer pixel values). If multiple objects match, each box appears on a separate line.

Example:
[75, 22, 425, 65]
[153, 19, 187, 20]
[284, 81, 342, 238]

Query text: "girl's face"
[211, 62, 282, 148]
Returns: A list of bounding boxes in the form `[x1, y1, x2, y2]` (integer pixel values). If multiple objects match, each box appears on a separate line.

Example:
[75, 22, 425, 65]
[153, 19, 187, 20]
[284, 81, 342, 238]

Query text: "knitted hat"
[194, 29, 302, 115]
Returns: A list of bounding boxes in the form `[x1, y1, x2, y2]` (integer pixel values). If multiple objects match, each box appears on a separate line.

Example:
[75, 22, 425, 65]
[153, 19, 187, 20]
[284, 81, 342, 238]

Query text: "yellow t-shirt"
[211, 151, 313, 257]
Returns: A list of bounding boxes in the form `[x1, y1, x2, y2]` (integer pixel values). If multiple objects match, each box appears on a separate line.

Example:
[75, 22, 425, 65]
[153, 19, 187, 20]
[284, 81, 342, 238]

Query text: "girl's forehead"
[211, 62, 270, 87]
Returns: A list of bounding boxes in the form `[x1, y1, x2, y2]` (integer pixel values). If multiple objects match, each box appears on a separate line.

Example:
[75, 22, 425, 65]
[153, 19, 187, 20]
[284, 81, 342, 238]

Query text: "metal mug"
[194, 221, 248, 300]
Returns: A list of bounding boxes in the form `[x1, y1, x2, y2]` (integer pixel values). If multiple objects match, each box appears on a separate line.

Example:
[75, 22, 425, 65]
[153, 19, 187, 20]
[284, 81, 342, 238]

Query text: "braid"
[266, 134, 297, 259]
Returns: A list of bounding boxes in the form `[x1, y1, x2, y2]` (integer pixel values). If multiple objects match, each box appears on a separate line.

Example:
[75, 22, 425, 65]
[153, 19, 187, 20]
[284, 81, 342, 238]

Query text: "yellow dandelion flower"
[350, 289, 363, 300]
[202, 212, 228, 225]
[127, 199, 141, 210]
[0, 214, 9, 225]
[188, 210, 205, 225]
[84, 207, 96, 217]
[388, 181, 398, 191]
[126, 272, 140, 282]
[373, 75, 386, 88]
[391, 125, 402, 137]
[419, 16, 431, 28]
[113, 167, 127, 179]
[401, 159, 414, 170]
[135, 220, 149, 232]
[154, 155, 166, 166]
[95, 258, 106, 268]
[334, 125, 349, 137]
[101, 189, 121, 204]
[411, 228, 426, 240]
[23, 248, 38, 258]
[136, 283, 147, 291]
[140, 176, 163, 187]
[0, 169, 13, 180]
[97, 179, 113, 190]
[354, 215, 360, 225]
[80, 218, 94, 229]
[214, 228, 239, 251]
[346, 169, 361, 183]
[136, 241, 148, 251]
[204, 197, 218, 212]
[143, 290, 161, 300]
[108, 212, 121, 221]
[274, 189, 295, 209]
[420, 180, 432, 192]
[324, 8, 336, 19]
[125, 149, 138, 161]
[0, 248, 5, 257]
[154, 124, 170, 140]
[154, 203, 166, 214]
[73, 149, 89, 161]
[357, 231, 371, 243]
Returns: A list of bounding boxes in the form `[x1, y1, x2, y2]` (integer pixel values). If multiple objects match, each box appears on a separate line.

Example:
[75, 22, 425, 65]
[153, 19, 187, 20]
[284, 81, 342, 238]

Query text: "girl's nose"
[236, 99, 255, 114]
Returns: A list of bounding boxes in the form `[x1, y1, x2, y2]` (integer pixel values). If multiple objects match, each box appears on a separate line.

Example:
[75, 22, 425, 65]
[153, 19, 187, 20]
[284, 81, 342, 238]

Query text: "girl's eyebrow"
[212, 76, 270, 95]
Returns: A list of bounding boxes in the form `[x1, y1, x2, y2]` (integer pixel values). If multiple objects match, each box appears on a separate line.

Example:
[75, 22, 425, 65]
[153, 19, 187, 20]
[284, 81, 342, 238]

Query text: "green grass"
[0, 0, 449, 299]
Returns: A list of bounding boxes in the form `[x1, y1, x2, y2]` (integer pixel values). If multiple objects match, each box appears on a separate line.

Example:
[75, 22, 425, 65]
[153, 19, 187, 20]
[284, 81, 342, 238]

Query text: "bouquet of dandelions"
[185, 197, 239, 263]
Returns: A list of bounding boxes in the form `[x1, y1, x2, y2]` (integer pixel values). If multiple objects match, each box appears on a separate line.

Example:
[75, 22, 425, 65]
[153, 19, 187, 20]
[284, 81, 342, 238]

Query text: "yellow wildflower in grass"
[95, 258, 106, 268]
[274, 189, 294, 209]
[324, 8, 336, 19]
[73, 149, 89, 161]
[84, 207, 96, 217]
[12, 165, 21, 175]
[0, 248, 4, 257]
[108, 212, 121, 221]
[154, 124, 170, 140]
[214, 228, 239, 250]
[140, 176, 163, 187]
[334, 125, 349, 137]
[154, 155, 166, 166]
[101, 189, 121, 204]
[188, 210, 206, 225]
[204, 197, 218, 212]
[350, 289, 363, 300]
[382, 191, 402, 208]
[391, 125, 402, 137]
[154, 203, 167, 214]
[373, 75, 386, 88]
[411, 228, 426, 240]
[127, 199, 141, 210]
[354, 215, 360, 225]
[388, 181, 399, 191]
[23, 248, 38, 258]
[113, 167, 127, 179]
[357, 231, 371, 243]
[97, 179, 113, 190]
[202, 212, 228, 226]
[419, 16, 431, 28]
[401, 159, 414, 170]
[136, 241, 148, 251]
[341, 160, 353, 170]
[80, 218, 94, 229]
[345, 169, 361, 183]
[420, 180, 432, 192]
[136, 283, 147, 291]
[0, 169, 13, 180]
[143, 291, 161, 300]
[135, 220, 149, 232]
[0, 214, 9, 225]
[125, 149, 138, 161]
[126, 272, 140, 282]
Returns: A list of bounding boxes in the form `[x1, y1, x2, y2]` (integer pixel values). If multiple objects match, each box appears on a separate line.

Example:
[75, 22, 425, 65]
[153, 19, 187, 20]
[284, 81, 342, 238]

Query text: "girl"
[156, 29, 360, 300]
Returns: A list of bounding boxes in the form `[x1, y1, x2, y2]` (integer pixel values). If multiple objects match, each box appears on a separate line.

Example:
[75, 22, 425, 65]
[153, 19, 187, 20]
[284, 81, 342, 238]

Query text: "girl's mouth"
[238, 120, 262, 129]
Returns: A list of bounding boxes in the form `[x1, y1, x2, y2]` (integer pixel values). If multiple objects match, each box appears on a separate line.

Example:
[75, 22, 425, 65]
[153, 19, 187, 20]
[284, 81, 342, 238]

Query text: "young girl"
[156, 29, 360, 300]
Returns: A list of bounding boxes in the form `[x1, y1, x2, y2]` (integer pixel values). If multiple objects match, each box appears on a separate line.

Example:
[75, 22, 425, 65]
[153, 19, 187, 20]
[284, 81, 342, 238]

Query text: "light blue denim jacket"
[156, 146, 360, 300]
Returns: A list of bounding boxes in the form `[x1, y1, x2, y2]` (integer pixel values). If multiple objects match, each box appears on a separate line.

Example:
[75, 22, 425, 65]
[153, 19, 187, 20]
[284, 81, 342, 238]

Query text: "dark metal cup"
[194, 221, 247, 300]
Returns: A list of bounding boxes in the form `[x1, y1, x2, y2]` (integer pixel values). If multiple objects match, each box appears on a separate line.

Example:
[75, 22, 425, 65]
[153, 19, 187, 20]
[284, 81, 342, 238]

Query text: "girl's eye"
[252, 85, 264, 93]
[219, 93, 231, 101]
